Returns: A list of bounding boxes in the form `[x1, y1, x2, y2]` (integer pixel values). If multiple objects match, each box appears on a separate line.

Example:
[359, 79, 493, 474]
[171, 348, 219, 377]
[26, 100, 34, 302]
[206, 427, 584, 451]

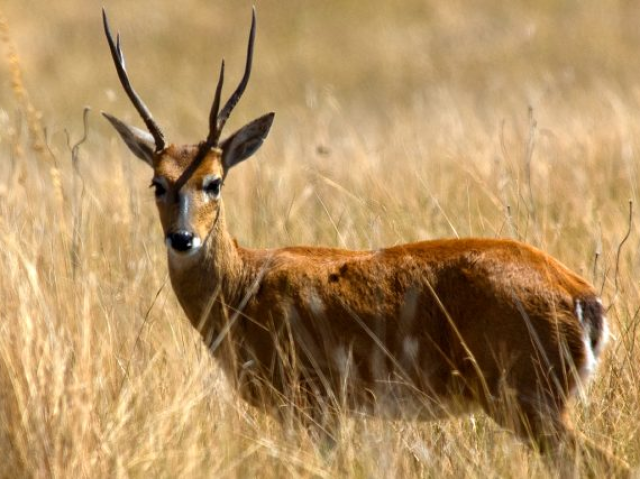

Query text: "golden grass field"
[1, 0, 639, 476]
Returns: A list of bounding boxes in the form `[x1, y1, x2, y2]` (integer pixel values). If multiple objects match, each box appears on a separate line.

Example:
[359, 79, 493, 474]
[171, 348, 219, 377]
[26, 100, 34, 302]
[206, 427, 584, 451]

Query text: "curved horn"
[207, 7, 256, 147]
[206, 61, 225, 146]
[102, 8, 166, 151]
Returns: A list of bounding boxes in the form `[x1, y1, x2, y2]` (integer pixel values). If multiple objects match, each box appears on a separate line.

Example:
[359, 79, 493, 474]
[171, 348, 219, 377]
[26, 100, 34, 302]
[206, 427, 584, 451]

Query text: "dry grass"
[0, 0, 639, 477]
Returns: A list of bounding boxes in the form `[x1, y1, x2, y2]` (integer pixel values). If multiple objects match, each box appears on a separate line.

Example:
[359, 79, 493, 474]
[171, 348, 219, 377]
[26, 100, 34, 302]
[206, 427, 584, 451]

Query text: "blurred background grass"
[0, 0, 639, 477]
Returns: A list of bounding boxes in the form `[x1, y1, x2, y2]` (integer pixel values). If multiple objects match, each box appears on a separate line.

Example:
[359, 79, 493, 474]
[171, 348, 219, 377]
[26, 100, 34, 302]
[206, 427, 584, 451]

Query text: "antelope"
[101, 8, 630, 476]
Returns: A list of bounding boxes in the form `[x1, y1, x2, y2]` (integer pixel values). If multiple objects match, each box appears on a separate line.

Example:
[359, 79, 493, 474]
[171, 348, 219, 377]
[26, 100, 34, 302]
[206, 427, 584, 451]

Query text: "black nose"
[168, 230, 194, 252]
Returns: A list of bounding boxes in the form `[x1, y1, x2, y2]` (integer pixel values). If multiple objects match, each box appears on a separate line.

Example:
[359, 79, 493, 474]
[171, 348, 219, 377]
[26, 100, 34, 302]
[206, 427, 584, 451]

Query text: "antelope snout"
[166, 230, 202, 254]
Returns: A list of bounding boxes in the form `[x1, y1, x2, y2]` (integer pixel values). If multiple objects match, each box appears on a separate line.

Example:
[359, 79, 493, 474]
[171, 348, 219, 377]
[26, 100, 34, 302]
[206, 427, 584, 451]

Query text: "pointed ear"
[220, 112, 275, 172]
[102, 111, 156, 166]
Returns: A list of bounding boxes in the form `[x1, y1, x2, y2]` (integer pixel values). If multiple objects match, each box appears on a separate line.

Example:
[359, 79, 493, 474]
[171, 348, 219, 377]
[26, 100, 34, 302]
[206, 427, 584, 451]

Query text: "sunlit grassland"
[0, 0, 639, 476]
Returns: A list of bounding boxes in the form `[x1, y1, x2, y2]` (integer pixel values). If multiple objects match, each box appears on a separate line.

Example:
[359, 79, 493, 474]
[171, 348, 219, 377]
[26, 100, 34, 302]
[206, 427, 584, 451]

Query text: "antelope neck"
[167, 201, 246, 340]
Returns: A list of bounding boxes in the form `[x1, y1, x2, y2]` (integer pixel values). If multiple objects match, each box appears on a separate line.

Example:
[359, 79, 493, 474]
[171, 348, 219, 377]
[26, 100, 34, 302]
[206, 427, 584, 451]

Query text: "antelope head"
[102, 8, 274, 258]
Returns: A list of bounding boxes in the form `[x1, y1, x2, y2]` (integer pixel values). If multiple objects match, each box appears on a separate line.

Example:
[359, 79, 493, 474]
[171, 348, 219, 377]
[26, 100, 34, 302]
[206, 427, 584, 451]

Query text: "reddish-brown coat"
[101, 7, 629, 472]
[147, 149, 593, 421]
[106, 139, 627, 475]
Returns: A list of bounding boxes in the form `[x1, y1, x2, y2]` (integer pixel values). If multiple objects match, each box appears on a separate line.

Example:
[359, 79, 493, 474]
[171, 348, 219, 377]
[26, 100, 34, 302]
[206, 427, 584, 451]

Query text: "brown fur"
[101, 9, 629, 473]
[132, 147, 627, 475]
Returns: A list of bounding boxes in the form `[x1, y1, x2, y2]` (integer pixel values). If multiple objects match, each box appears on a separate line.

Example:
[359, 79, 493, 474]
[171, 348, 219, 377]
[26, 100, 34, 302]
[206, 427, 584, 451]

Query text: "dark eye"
[150, 180, 167, 197]
[204, 178, 222, 197]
